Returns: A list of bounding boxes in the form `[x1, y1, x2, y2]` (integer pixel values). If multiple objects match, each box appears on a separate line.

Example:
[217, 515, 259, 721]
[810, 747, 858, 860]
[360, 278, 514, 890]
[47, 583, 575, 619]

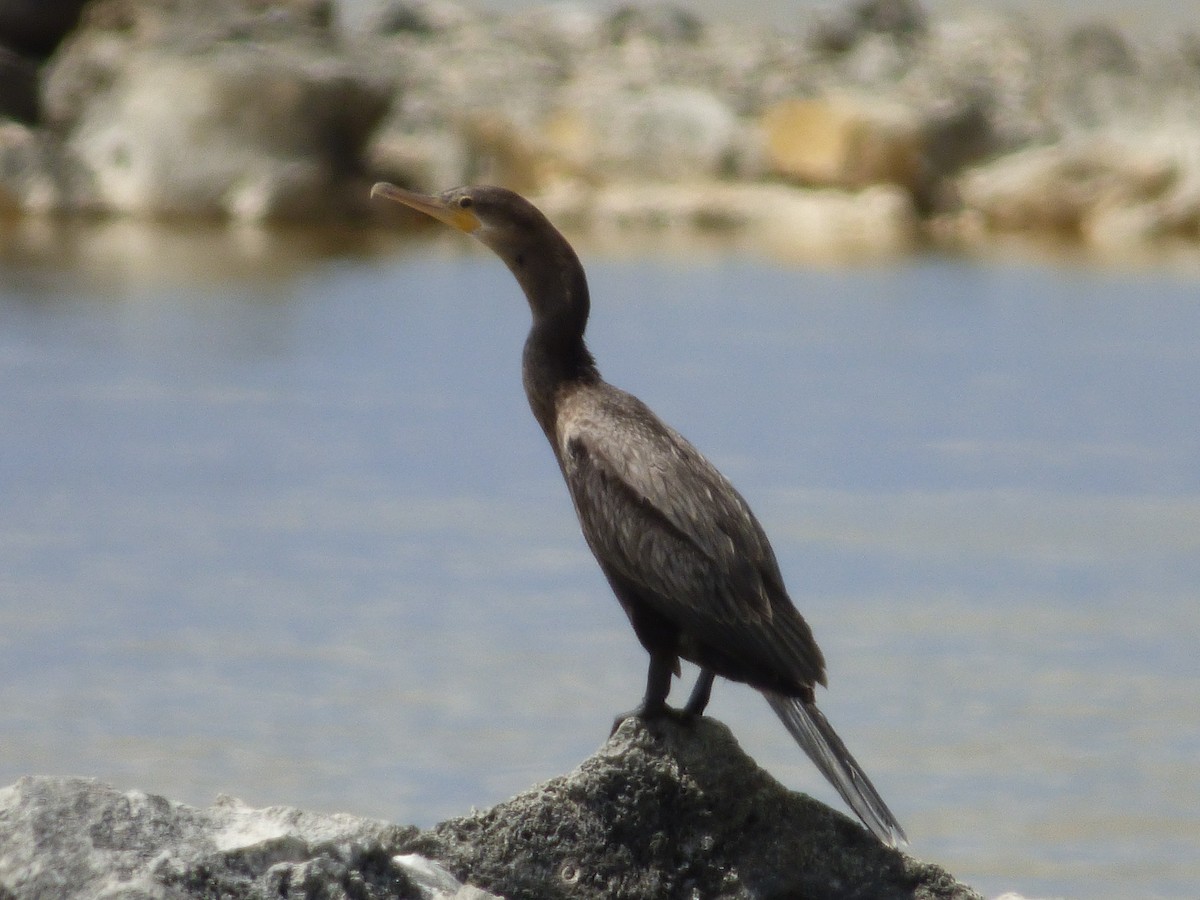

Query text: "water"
[1, 222, 1198, 900]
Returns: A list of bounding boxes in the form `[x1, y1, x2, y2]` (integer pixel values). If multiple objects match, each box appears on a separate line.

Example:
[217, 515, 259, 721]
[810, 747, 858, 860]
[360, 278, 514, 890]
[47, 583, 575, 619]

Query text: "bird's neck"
[520, 284, 598, 440]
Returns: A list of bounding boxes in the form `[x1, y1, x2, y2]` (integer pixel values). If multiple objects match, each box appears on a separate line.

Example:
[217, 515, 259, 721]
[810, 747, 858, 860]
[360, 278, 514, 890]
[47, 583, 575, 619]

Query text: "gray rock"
[0, 717, 982, 900]
[26, 0, 390, 221]
[1065, 21, 1139, 76]
[0, 0, 85, 58]
[953, 138, 1200, 245]
[809, 0, 928, 57]
[557, 84, 742, 181]
[360, 0, 473, 38]
[37, 0, 354, 126]
[6, 0, 1199, 245]
[0, 45, 38, 123]
[0, 776, 434, 899]
[366, 124, 471, 196]
[0, 119, 88, 213]
[402, 717, 979, 900]
[603, 4, 706, 46]
[536, 181, 917, 260]
[56, 41, 391, 221]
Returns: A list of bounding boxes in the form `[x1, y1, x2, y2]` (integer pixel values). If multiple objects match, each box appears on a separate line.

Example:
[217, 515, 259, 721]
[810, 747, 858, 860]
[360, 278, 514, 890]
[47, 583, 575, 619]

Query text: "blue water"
[1, 223, 1198, 899]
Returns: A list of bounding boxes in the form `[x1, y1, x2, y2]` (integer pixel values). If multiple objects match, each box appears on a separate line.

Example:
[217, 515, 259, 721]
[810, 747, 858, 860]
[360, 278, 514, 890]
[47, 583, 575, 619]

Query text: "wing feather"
[557, 384, 825, 689]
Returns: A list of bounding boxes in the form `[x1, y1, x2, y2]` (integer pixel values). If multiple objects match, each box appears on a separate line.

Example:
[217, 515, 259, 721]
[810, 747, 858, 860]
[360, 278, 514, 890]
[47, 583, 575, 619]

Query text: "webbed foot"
[610, 698, 672, 735]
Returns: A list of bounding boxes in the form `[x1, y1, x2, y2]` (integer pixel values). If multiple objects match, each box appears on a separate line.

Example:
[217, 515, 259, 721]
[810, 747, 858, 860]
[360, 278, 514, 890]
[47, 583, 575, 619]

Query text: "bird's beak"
[370, 182, 481, 233]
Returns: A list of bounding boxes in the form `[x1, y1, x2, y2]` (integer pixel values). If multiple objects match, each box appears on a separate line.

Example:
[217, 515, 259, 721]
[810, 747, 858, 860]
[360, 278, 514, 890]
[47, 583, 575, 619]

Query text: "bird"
[371, 182, 907, 847]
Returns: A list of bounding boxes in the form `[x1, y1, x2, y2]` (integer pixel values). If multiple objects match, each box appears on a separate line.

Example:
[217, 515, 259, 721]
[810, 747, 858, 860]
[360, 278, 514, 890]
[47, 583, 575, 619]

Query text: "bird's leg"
[610, 650, 674, 734]
[683, 669, 715, 717]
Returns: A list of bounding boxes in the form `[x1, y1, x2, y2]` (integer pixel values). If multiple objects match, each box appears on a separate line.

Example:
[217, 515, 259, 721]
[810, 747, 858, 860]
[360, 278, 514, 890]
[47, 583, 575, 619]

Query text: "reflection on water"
[1, 221, 1198, 900]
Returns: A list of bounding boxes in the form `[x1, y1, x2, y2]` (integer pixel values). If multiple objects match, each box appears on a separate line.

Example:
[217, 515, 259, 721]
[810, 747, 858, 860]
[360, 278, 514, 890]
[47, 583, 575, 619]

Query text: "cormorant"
[371, 182, 907, 847]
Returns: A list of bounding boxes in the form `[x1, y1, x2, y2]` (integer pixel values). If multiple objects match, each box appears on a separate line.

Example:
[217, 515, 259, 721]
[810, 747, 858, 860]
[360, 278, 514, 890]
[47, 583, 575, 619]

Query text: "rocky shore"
[0, 717, 984, 900]
[2, 0, 1199, 254]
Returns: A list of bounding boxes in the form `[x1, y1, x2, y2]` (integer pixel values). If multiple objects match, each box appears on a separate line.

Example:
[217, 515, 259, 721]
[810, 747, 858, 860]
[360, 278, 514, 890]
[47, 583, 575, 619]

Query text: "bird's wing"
[557, 386, 825, 688]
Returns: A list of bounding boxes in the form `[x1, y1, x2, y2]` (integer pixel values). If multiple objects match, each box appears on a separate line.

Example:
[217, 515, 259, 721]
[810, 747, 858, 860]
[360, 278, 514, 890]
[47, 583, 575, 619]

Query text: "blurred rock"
[954, 139, 1200, 245]
[854, 0, 929, 41]
[39, 28, 125, 130]
[761, 96, 923, 190]
[555, 84, 742, 182]
[810, 0, 928, 56]
[0, 120, 83, 213]
[1, 0, 1199, 247]
[48, 32, 391, 221]
[7, 0, 389, 221]
[603, 3, 705, 45]
[1043, 20, 1149, 134]
[0, 45, 38, 123]
[1065, 21, 1138, 75]
[73, 0, 335, 39]
[895, 13, 1045, 158]
[536, 180, 917, 260]
[367, 126, 470, 196]
[778, 10, 1042, 213]
[362, 0, 472, 37]
[0, 0, 86, 58]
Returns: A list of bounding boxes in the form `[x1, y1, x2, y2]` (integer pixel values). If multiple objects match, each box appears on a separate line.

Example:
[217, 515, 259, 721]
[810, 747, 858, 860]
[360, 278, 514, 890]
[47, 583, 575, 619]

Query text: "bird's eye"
[458, 197, 473, 209]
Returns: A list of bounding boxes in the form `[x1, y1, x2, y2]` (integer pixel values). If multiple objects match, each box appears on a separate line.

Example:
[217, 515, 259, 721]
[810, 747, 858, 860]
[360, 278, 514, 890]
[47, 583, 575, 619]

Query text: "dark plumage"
[371, 182, 907, 847]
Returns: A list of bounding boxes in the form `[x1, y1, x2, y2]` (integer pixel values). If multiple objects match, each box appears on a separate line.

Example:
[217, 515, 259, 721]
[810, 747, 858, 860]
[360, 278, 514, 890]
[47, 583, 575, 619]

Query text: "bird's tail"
[763, 691, 907, 848]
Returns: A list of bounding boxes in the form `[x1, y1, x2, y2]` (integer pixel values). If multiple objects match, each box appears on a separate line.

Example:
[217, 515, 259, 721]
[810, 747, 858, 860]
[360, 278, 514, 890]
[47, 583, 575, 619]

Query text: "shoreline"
[3, 1, 1200, 253]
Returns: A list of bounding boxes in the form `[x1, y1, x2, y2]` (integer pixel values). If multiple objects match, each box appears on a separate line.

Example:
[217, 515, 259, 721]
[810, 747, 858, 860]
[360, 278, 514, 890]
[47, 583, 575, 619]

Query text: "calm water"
[1, 223, 1198, 900]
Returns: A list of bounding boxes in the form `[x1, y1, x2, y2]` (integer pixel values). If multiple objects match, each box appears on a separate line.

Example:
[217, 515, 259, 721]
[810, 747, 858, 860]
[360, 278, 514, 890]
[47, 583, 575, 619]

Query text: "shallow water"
[1, 223, 1198, 899]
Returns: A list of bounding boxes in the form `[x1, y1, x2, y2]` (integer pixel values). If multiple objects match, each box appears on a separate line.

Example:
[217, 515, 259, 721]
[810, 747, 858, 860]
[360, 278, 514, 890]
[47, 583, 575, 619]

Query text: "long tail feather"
[763, 691, 907, 847]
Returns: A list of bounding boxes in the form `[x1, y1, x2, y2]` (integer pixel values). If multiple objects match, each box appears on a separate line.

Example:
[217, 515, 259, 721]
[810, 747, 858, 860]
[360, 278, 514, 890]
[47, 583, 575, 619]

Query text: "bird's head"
[370, 183, 555, 260]
[371, 182, 587, 324]
[371, 183, 483, 233]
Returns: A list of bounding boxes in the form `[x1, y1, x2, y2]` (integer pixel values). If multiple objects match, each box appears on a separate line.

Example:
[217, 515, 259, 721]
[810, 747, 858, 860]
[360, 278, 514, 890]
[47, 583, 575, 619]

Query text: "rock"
[404, 717, 978, 900]
[366, 125, 471, 197]
[55, 42, 391, 221]
[0, 120, 84, 214]
[360, 1, 773, 193]
[1065, 21, 1139, 76]
[0, 776, 454, 899]
[953, 140, 1191, 243]
[770, 12, 1041, 205]
[357, 2, 569, 194]
[0, 718, 982, 900]
[0, 45, 38, 123]
[73, 0, 335, 40]
[361, 0, 473, 38]
[553, 85, 743, 182]
[603, 3, 705, 46]
[809, 0, 928, 56]
[761, 95, 923, 191]
[537, 181, 917, 258]
[1042, 21, 1149, 134]
[4, 0, 1199, 246]
[744, 182, 917, 256]
[0, 0, 86, 58]
[884, 12, 1047, 165]
[851, 0, 929, 42]
[38, 28, 127, 130]
[25, 0, 390, 221]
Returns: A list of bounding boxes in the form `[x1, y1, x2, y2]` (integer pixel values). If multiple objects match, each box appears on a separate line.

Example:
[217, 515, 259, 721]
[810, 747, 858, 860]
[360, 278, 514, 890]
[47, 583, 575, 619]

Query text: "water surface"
[1, 223, 1198, 899]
